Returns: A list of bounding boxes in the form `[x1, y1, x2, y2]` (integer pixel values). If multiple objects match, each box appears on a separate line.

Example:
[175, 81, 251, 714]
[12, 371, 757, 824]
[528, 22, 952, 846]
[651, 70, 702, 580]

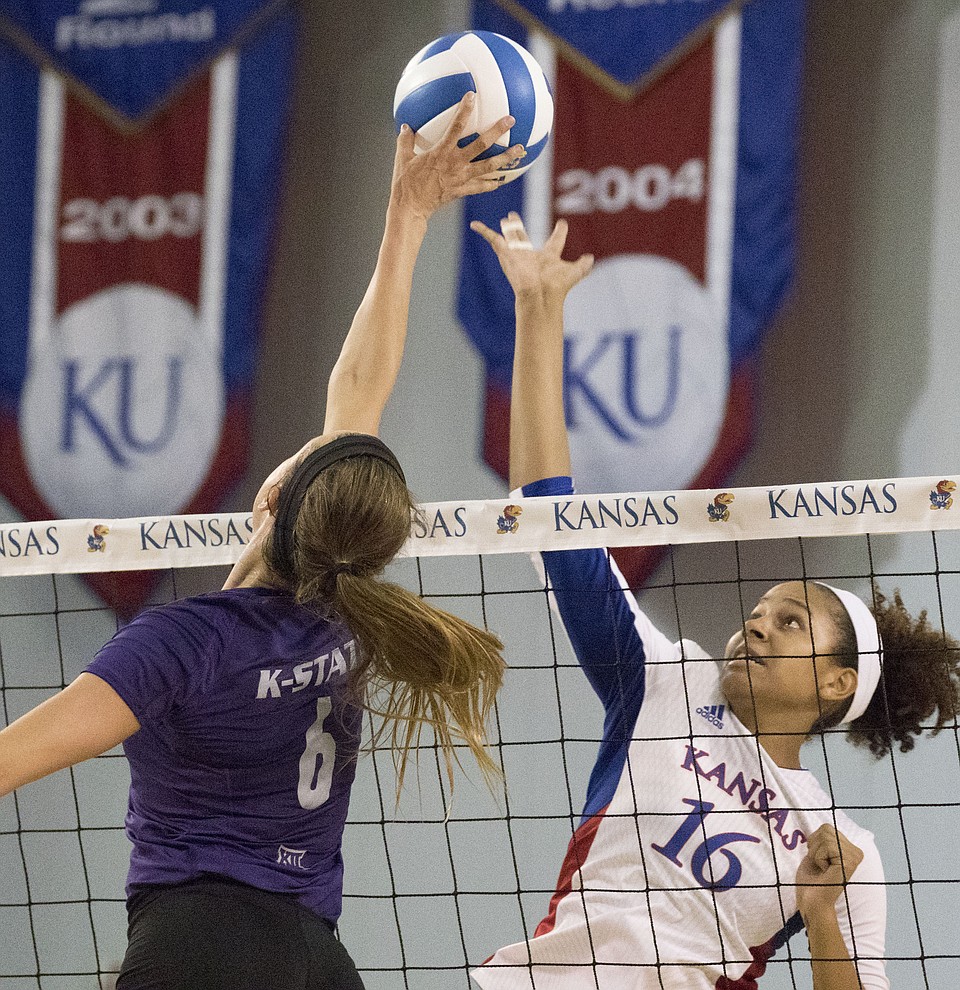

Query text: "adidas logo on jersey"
[696, 704, 725, 728]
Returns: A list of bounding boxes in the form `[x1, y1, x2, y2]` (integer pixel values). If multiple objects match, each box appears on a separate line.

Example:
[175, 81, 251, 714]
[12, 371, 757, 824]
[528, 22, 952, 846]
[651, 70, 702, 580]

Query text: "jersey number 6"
[652, 798, 761, 892]
[298, 696, 337, 810]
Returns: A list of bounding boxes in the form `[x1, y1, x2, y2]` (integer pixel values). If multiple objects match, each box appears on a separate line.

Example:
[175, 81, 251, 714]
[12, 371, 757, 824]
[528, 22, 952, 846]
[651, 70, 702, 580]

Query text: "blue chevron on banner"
[0, 0, 292, 121]
[493, 0, 739, 95]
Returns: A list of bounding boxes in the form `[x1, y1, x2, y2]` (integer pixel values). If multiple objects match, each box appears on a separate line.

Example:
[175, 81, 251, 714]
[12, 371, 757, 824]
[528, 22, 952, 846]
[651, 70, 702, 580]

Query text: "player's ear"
[819, 664, 857, 705]
[266, 483, 282, 517]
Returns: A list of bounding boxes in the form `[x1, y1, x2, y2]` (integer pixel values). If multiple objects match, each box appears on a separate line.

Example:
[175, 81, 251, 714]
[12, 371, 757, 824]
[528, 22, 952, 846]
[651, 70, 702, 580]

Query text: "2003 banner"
[0, 0, 298, 613]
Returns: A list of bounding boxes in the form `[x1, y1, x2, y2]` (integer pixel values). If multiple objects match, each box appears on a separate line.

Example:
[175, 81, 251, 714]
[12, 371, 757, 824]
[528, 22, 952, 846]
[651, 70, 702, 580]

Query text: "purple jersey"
[85, 586, 361, 924]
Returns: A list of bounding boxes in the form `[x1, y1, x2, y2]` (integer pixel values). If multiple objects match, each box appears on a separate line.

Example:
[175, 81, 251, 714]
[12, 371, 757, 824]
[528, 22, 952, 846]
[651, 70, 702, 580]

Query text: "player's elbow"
[326, 362, 396, 423]
[327, 361, 365, 398]
[0, 738, 21, 800]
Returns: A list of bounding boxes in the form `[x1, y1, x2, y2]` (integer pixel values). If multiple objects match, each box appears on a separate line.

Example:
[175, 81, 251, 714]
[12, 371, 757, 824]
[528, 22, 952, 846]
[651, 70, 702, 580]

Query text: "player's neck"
[754, 731, 805, 770]
[730, 702, 807, 769]
[223, 555, 276, 590]
[222, 524, 285, 591]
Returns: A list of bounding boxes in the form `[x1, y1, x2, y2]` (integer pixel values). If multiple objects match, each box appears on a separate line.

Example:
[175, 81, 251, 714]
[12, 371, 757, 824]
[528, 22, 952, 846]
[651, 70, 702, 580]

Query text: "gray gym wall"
[2, 1, 959, 987]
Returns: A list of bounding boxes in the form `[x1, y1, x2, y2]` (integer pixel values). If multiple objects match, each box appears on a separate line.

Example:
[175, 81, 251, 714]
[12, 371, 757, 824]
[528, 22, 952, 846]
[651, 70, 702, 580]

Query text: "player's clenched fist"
[795, 824, 865, 918]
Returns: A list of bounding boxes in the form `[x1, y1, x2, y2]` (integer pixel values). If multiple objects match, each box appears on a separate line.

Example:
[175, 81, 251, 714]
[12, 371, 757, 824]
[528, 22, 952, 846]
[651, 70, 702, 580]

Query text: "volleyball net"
[1, 473, 959, 989]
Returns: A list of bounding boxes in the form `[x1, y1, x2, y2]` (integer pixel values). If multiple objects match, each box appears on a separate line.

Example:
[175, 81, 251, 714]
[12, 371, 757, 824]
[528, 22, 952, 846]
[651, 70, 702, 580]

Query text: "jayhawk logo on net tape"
[497, 504, 523, 534]
[707, 492, 735, 523]
[86, 523, 109, 552]
[930, 480, 956, 510]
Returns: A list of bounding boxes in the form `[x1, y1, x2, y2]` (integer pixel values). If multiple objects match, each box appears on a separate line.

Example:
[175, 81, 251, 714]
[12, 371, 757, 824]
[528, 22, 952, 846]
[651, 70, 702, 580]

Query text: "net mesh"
[1, 479, 959, 989]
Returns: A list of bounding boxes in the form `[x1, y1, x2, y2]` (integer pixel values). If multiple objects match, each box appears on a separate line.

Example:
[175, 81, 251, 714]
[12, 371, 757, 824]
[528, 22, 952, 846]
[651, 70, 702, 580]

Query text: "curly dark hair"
[812, 585, 960, 758]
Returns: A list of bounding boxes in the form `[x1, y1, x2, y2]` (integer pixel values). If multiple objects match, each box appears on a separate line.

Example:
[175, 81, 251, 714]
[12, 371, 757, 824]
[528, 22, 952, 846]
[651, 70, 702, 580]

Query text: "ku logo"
[563, 328, 681, 442]
[87, 524, 110, 553]
[277, 845, 307, 869]
[707, 492, 735, 523]
[20, 287, 224, 518]
[561, 255, 728, 497]
[497, 505, 522, 534]
[61, 355, 184, 467]
[930, 480, 956, 510]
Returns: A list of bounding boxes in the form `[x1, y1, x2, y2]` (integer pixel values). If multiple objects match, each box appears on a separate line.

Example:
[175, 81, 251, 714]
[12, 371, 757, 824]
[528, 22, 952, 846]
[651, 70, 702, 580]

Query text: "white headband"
[816, 583, 883, 724]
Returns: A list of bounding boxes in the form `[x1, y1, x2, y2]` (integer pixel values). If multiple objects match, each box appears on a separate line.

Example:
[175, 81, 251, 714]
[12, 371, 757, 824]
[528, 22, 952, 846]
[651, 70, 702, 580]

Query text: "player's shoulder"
[670, 641, 718, 682]
[831, 807, 879, 849]
[143, 586, 297, 622]
[678, 638, 713, 661]
[643, 639, 716, 699]
[122, 587, 299, 646]
[169, 588, 350, 653]
[816, 806, 884, 877]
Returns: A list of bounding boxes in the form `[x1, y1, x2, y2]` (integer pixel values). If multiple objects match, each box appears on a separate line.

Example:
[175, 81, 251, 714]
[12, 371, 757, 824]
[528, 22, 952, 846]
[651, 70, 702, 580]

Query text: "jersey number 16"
[652, 798, 761, 892]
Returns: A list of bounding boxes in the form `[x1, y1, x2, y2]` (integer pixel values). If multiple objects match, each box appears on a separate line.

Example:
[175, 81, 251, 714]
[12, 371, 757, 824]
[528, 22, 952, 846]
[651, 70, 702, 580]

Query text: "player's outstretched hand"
[470, 211, 594, 306]
[794, 824, 865, 919]
[391, 92, 526, 222]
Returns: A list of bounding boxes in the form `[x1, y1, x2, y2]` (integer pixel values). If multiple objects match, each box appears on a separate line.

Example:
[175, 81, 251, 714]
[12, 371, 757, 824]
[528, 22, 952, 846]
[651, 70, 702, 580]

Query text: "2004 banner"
[458, 0, 805, 588]
[0, 0, 297, 614]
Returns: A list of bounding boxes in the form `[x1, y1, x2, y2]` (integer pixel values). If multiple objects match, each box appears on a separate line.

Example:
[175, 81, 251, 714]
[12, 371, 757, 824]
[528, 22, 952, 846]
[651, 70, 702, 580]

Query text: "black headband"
[272, 434, 406, 577]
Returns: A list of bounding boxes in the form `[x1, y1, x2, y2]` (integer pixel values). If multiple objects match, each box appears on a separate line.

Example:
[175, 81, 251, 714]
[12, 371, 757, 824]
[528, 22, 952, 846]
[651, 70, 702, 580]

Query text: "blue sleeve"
[522, 477, 648, 723]
[85, 599, 230, 724]
[523, 476, 651, 822]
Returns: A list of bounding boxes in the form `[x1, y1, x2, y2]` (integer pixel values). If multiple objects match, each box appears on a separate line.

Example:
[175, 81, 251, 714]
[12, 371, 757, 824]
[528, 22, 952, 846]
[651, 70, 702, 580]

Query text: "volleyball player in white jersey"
[467, 213, 960, 990]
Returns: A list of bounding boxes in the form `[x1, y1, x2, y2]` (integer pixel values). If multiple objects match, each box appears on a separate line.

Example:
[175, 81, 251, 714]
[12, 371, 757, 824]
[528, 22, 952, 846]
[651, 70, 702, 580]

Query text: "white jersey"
[472, 479, 888, 990]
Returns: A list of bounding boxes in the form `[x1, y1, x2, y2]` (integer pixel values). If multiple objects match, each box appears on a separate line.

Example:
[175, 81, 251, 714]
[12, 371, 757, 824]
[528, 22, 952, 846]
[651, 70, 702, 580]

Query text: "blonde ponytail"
[329, 572, 504, 791]
[268, 450, 505, 793]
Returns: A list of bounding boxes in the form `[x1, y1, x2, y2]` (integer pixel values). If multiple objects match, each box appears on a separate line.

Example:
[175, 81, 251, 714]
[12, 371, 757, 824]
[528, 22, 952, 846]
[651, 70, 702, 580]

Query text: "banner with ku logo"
[459, 0, 805, 588]
[0, 0, 296, 613]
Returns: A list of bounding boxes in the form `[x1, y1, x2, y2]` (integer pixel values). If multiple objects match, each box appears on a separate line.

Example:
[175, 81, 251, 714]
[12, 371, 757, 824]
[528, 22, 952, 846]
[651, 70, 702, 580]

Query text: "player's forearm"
[804, 906, 864, 990]
[0, 731, 18, 798]
[509, 294, 570, 491]
[324, 201, 428, 434]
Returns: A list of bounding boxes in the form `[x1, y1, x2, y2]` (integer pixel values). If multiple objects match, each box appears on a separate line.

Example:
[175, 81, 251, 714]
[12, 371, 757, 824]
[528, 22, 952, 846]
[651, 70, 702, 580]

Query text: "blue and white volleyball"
[393, 31, 553, 184]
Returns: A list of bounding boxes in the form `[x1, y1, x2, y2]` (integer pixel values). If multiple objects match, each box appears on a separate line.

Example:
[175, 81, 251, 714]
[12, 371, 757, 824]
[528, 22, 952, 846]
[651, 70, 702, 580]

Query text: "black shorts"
[116, 876, 365, 990]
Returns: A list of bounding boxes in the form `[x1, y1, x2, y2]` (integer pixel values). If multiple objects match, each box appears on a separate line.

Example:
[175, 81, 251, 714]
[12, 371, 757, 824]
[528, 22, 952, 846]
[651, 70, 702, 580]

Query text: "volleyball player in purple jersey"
[0, 94, 520, 990]
[467, 213, 960, 990]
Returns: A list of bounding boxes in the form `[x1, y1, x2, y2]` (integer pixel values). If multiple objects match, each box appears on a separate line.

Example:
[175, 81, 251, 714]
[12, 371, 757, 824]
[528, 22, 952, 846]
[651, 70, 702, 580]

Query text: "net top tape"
[1, 474, 958, 576]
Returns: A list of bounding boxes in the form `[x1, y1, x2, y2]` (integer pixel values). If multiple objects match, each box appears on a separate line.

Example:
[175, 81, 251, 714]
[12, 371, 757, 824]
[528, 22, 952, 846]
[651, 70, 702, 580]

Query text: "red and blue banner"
[0, 0, 297, 613]
[459, 0, 804, 588]
[493, 0, 736, 96]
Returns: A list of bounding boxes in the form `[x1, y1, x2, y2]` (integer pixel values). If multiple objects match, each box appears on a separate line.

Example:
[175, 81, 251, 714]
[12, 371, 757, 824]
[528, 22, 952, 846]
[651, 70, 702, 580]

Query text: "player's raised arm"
[471, 213, 681, 696]
[469, 212, 592, 490]
[323, 94, 526, 436]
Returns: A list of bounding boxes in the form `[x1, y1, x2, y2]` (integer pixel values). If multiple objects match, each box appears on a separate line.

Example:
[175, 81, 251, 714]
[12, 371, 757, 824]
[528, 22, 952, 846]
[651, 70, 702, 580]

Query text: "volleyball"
[393, 31, 553, 184]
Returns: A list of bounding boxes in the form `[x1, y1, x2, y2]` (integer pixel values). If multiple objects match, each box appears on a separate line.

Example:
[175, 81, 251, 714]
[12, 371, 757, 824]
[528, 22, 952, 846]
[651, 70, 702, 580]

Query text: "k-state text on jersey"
[256, 640, 357, 699]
